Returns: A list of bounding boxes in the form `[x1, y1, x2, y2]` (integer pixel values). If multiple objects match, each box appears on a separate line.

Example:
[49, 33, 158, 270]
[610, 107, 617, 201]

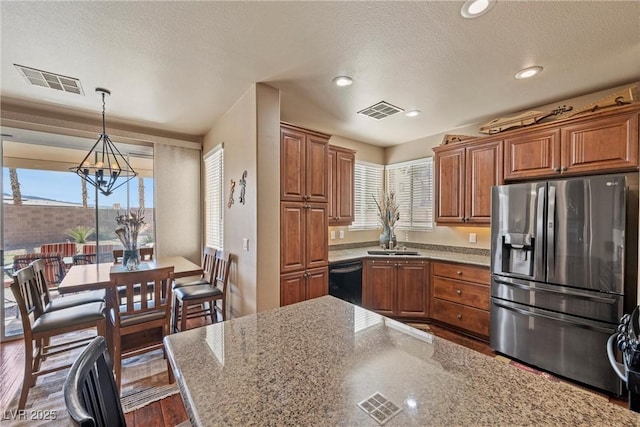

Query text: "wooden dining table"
[58, 256, 203, 357]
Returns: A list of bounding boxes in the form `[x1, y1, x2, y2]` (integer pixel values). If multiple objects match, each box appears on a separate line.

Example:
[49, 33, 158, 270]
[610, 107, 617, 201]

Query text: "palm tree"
[9, 168, 22, 206]
[138, 176, 144, 209]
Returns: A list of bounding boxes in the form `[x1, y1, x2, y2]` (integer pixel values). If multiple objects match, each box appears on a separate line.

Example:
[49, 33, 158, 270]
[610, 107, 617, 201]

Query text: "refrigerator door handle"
[546, 185, 556, 277]
[493, 276, 619, 304]
[492, 299, 614, 334]
[535, 186, 546, 280]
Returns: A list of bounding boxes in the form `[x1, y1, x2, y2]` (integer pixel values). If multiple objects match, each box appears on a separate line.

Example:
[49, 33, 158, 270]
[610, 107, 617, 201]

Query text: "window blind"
[385, 157, 434, 230]
[204, 145, 224, 248]
[350, 161, 384, 230]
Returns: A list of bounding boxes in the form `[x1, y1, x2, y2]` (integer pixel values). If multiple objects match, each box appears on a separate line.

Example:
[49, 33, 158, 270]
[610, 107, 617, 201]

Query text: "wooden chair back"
[40, 242, 77, 258]
[31, 258, 53, 311]
[214, 250, 232, 296]
[64, 336, 126, 427]
[14, 253, 66, 286]
[10, 266, 43, 333]
[201, 246, 218, 283]
[112, 247, 154, 264]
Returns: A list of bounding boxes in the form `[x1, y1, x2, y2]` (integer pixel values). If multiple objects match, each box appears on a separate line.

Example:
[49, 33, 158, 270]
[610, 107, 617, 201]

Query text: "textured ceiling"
[1, 1, 639, 147]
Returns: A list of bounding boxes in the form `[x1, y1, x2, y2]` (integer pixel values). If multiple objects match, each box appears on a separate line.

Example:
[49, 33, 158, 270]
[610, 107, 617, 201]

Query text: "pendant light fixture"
[71, 88, 137, 196]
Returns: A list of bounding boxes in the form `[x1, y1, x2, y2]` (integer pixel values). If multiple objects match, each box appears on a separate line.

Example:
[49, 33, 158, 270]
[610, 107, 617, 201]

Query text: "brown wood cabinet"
[362, 258, 429, 319]
[504, 109, 639, 180]
[280, 123, 330, 306]
[431, 261, 490, 339]
[434, 139, 503, 225]
[280, 124, 329, 202]
[328, 145, 355, 226]
[280, 267, 328, 306]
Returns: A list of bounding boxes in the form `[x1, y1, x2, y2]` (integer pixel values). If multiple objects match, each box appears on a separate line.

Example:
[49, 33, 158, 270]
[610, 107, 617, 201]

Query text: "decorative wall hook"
[239, 170, 248, 204]
[228, 179, 236, 208]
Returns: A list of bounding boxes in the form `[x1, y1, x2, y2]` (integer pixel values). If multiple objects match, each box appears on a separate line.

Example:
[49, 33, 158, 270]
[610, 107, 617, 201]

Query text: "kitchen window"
[385, 157, 434, 230]
[350, 161, 384, 230]
[204, 144, 224, 248]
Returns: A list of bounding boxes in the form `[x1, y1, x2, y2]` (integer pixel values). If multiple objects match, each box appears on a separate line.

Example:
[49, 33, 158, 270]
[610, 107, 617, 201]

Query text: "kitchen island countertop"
[329, 245, 490, 267]
[164, 296, 638, 426]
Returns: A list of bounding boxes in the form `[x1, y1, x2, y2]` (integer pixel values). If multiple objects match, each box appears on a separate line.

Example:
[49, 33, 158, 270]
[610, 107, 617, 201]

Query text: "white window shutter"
[204, 145, 224, 248]
[350, 161, 384, 230]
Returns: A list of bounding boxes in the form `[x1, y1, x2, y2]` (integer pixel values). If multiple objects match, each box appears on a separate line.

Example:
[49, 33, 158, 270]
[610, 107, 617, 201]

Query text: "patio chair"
[14, 253, 66, 287]
[109, 266, 175, 390]
[64, 336, 126, 427]
[173, 250, 231, 332]
[40, 242, 77, 258]
[32, 258, 104, 313]
[11, 265, 106, 409]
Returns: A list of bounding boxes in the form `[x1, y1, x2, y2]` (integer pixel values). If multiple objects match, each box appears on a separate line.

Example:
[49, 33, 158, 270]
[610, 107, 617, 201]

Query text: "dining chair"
[108, 266, 175, 390]
[172, 247, 218, 331]
[112, 247, 154, 264]
[173, 251, 231, 332]
[64, 336, 126, 427]
[32, 258, 105, 313]
[11, 265, 106, 409]
[14, 253, 67, 287]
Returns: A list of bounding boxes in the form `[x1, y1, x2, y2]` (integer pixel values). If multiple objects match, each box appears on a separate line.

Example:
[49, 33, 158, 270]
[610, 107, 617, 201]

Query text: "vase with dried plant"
[373, 192, 400, 249]
[115, 208, 146, 270]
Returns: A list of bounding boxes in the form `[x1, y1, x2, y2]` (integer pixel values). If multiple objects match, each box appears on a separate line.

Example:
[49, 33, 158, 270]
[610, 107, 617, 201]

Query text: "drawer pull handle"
[456, 289, 462, 295]
[457, 314, 462, 320]
[456, 271, 462, 275]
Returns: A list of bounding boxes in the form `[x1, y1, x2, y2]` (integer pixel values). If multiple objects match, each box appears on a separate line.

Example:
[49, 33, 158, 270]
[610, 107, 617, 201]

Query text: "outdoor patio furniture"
[40, 242, 77, 258]
[112, 247, 154, 264]
[11, 265, 106, 409]
[13, 253, 66, 287]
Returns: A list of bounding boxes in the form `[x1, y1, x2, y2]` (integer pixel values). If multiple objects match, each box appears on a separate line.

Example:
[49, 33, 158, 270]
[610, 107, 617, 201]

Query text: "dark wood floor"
[0, 318, 628, 426]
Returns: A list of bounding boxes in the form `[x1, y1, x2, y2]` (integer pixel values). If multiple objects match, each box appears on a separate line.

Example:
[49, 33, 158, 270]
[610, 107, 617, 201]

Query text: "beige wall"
[203, 83, 281, 317]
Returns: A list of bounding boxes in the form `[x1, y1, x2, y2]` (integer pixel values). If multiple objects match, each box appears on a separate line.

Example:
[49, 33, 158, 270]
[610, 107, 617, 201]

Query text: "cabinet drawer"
[432, 298, 489, 337]
[433, 277, 490, 310]
[433, 262, 490, 284]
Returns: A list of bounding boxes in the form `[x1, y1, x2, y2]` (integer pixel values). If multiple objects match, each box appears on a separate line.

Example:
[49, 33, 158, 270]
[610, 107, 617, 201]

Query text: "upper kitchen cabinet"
[280, 123, 329, 203]
[434, 139, 503, 225]
[504, 107, 639, 180]
[328, 145, 355, 226]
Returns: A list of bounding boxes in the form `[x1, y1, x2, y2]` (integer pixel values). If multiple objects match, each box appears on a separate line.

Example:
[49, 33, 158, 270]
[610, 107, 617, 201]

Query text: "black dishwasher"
[329, 260, 362, 306]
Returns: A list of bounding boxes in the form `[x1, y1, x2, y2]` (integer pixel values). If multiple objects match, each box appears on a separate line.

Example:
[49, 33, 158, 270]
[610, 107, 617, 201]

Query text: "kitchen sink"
[367, 250, 420, 256]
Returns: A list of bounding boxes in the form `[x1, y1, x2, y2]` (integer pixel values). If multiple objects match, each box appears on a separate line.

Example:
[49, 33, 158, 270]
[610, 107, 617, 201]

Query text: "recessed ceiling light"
[515, 66, 543, 79]
[461, 0, 495, 18]
[405, 110, 421, 117]
[332, 76, 353, 87]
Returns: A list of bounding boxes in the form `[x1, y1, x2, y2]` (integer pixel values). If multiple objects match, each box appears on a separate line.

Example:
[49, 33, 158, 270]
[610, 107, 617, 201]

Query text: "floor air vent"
[357, 392, 402, 425]
[357, 101, 404, 120]
[14, 64, 84, 95]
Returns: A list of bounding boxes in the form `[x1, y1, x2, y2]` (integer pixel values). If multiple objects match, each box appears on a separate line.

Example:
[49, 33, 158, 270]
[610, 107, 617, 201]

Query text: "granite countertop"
[164, 296, 639, 426]
[329, 245, 491, 267]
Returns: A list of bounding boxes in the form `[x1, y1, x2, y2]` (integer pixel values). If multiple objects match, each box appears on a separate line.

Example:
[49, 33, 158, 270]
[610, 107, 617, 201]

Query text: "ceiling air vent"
[14, 64, 84, 95]
[357, 101, 404, 120]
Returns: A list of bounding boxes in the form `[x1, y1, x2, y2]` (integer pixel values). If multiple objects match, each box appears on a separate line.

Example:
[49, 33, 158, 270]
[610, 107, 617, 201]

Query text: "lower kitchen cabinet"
[431, 261, 490, 339]
[280, 267, 328, 306]
[362, 258, 429, 319]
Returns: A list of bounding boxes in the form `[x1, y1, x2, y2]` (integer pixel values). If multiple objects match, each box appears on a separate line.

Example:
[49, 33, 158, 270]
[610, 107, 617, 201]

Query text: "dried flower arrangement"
[373, 191, 400, 230]
[115, 207, 146, 250]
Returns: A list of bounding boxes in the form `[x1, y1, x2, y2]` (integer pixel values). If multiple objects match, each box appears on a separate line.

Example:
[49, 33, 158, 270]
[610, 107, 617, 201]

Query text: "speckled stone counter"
[329, 245, 490, 267]
[164, 296, 639, 426]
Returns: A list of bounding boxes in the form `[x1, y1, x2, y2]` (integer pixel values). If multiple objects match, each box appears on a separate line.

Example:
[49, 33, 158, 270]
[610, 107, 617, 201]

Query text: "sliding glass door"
[1, 129, 153, 341]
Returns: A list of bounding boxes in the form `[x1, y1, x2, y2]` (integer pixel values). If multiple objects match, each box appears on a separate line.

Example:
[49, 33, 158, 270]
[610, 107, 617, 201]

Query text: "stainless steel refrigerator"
[490, 173, 638, 394]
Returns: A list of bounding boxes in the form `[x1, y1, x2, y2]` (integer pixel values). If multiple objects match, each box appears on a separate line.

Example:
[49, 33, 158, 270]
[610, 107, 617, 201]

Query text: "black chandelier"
[71, 88, 137, 196]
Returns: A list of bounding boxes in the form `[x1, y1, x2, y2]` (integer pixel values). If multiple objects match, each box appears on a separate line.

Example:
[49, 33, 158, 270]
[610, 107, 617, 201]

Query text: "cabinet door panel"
[336, 151, 355, 224]
[328, 149, 337, 221]
[432, 299, 489, 338]
[561, 113, 639, 174]
[396, 262, 429, 318]
[280, 128, 306, 201]
[435, 147, 465, 223]
[280, 271, 306, 306]
[280, 203, 305, 273]
[306, 135, 329, 203]
[306, 267, 329, 300]
[504, 129, 560, 180]
[465, 141, 503, 223]
[433, 277, 490, 311]
[363, 261, 395, 316]
[306, 203, 329, 269]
